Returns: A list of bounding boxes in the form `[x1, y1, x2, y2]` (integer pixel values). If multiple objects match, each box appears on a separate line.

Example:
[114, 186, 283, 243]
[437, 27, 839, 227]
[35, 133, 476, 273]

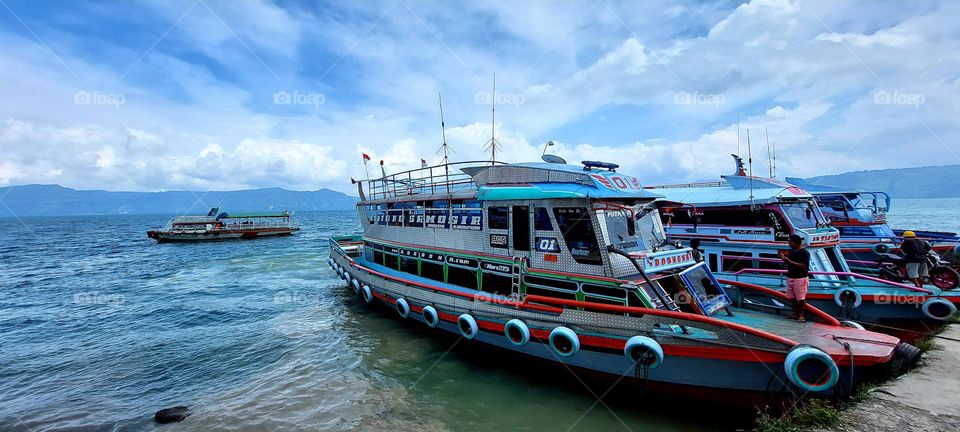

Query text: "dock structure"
[832, 324, 960, 432]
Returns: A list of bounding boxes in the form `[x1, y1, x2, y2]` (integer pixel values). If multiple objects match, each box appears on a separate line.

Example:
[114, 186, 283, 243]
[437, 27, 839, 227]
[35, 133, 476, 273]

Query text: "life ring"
[623, 336, 664, 369]
[458, 314, 478, 339]
[504, 319, 530, 347]
[872, 243, 891, 254]
[834, 288, 862, 308]
[350, 279, 360, 293]
[421, 306, 439, 328]
[361, 285, 373, 303]
[784, 345, 839, 392]
[921, 298, 957, 321]
[840, 320, 865, 330]
[549, 327, 580, 357]
[396, 298, 410, 318]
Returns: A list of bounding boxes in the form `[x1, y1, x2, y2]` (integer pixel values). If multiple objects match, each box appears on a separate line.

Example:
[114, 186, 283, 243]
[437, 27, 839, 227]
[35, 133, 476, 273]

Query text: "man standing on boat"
[900, 231, 929, 288]
[779, 235, 810, 322]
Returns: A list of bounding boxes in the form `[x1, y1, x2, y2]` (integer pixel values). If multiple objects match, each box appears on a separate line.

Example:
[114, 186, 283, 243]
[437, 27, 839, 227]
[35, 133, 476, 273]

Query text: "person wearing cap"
[900, 231, 929, 288]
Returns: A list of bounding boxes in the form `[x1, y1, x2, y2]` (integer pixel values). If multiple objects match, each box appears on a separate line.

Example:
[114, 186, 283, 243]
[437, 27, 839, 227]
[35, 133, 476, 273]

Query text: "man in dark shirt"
[689, 239, 704, 263]
[779, 234, 811, 322]
[900, 231, 928, 288]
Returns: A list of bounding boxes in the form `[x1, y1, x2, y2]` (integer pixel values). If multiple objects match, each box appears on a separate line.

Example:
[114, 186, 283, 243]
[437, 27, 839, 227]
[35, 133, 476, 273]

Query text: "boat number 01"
[536, 237, 560, 252]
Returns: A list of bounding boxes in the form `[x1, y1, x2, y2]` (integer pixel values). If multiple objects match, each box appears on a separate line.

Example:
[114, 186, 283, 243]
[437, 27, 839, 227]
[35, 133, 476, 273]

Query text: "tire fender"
[549, 326, 580, 357]
[504, 319, 530, 347]
[834, 287, 862, 308]
[623, 336, 664, 369]
[921, 298, 957, 321]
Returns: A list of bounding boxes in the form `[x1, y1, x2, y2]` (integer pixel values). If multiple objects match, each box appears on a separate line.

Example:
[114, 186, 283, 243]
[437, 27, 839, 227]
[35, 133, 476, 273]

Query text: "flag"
[421, 158, 427, 168]
[362, 153, 371, 163]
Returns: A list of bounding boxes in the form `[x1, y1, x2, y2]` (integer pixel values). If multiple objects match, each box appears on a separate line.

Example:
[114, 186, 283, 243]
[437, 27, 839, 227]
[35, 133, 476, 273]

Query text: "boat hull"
[147, 227, 299, 242]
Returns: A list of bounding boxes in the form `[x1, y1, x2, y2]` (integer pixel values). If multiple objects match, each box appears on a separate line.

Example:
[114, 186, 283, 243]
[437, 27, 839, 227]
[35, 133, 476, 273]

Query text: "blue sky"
[1, 0, 958, 193]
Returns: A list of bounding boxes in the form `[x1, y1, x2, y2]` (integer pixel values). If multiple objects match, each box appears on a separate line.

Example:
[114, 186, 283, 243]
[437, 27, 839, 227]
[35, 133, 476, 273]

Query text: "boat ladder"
[511, 256, 527, 297]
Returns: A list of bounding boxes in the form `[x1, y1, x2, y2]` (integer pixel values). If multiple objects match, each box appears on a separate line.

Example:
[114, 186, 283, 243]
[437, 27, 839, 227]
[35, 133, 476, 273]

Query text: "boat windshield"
[779, 202, 824, 229]
[602, 206, 667, 253]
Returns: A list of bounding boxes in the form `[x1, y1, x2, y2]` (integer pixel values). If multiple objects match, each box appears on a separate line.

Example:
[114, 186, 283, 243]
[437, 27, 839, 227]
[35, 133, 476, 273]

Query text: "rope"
[633, 352, 653, 396]
[831, 335, 855, 397]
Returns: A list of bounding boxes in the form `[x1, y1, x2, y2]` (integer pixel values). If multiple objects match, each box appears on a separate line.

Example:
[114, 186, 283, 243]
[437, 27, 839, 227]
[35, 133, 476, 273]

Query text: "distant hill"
[806, 165, 960, 198]
[0, 185, 358, 217]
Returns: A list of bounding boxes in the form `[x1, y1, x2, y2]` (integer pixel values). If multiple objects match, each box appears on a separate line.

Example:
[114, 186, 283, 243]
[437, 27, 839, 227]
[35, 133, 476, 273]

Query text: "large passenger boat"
[147, 207, 299, 242]
[784, 177, 960, 264]
[649, 157, 960, 323]
[329, 158, 915, 400]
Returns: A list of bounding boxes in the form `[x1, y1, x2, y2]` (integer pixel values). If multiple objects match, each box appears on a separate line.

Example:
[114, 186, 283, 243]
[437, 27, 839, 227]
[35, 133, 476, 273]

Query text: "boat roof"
[220, 212, 290, 218]
[651, 175, 813, 207]
[784, 177, 878, 196]
[464, 162, 664, 201]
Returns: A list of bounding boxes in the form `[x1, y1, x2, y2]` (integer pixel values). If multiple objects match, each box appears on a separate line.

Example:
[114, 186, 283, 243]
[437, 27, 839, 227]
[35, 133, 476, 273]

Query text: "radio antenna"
[772, 140, 777, 179]
[436, 92, 454, 192]
[747, 129, 755, 210]
[483, 73, 502, 165]
[765, 128, 772, 178]
[736, 113, 741, 157]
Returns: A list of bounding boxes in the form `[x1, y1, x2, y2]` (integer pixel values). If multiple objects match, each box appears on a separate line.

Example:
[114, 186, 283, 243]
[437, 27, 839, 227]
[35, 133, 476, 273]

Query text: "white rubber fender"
[396, 298, 410, 318]
[421, 306, 439, 328]
[326, 257, 334, 268]
[458, 314, 478, 339]
[504, 319, 530, 347]
[336, 265, 344, 279]
[344, 272, 352, 285]
[921, 298, 957, 321]
[361, 285, 373, 303]
[834, 287, 862, 308]
[350, 278, 360, 293]
[549, 326, 580, 357]
[872, 243, 891, 254]
[623, 335, 664, 369]
[840, 320, 865, 330]
[784, 345, 839, 392]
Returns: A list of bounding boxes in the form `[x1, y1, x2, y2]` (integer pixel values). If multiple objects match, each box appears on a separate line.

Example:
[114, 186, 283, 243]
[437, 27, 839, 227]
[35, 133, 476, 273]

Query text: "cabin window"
[425, 200, 449, 229]
[524, 275, 578, 292]
[665, 208, 696, 225]
[758, 253, 783, 270]
[825, 247, 844, 272]
[364, 246, 375, 263]
[385, 253, 400, 270]
[525, 284, 578, 300]
[721, 251, 754, 272]
[488, 206, 509, 230]
[581, 283, 627, 299]
[373, 249, 385, 265]
[421, 260, 444, 281]
[534, 207, 553, 230]
[780, 203, 820, 229]
[553, 207, 602, 265]
[447, 266, 478, 290]
[512, 206, 530, 251]
[400, 256, 419, 274]
[708, 253, 718, 272]
[481, 271, 513, 296]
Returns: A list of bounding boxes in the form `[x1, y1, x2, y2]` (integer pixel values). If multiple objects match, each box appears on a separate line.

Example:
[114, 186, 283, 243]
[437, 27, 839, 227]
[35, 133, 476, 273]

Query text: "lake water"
[0, 199, 956, 431]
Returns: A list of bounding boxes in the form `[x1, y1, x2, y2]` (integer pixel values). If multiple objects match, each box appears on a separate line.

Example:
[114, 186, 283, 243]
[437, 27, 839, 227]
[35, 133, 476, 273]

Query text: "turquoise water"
[0, 211, 723, 431]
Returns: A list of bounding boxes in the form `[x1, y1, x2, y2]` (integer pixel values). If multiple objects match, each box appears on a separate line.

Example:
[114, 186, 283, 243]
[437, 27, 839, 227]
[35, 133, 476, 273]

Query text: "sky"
[1, 0, 959, 194]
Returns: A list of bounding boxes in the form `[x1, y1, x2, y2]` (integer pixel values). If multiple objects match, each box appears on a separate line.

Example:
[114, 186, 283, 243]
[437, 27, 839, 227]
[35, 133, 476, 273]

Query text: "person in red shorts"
[779, 234, 811, 323]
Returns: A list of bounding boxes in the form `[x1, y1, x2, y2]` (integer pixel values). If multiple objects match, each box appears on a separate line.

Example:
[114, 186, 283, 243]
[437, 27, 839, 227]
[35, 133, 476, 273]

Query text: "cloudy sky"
[1, 0, 958, 194]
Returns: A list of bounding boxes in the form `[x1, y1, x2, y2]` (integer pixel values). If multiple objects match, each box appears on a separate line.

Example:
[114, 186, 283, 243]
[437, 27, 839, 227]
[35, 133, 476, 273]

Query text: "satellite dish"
[542, 154, 567, 164]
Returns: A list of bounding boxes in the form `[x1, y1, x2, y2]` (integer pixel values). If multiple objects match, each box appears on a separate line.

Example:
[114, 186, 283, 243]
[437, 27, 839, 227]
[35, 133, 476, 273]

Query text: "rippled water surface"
[1, 211, 740, 432]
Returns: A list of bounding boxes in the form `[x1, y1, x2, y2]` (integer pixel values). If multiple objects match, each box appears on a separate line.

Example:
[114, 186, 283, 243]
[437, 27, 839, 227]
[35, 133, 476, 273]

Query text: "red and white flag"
[362, 153, 371, 163]
[421, 158, 427, 168]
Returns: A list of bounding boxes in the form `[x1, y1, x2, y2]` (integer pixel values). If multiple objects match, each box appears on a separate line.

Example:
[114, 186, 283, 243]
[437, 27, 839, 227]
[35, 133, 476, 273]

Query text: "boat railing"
[365, 160, 506, 200]
[731, 268, 933, 293]
[646, 181, 724, 189]
[167, 220, 297, 231]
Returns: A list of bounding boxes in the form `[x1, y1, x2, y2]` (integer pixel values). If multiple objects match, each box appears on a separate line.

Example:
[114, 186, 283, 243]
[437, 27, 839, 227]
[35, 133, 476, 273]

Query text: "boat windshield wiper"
[606, 245, 670, 310]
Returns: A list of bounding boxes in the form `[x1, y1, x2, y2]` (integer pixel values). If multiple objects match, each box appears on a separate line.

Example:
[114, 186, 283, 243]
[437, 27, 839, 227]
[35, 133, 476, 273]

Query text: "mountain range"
[0, 185, 358, 217]
[805, 164, 960, 199]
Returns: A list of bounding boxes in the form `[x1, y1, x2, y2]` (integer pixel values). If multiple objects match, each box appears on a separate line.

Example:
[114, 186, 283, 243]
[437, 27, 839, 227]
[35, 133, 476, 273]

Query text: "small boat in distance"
[147, 207, 299, 242]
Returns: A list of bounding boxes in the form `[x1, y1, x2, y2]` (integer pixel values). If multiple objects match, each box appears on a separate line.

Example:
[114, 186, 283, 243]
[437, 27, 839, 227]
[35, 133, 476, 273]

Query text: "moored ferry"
[147, 207, 299, 242]
[785, 177, 960, 265]
[329, 158, 916, 400]
[649, 156, 960, 324]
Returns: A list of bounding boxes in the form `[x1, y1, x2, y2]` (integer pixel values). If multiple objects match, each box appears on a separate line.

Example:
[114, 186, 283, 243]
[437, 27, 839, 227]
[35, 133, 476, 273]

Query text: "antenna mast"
[436, 92, 454, 193]
[772, 140, 777, 179]
[747, 129, 755, 210]
[765, 128, 772, 178]
[483, 73, 502, 165]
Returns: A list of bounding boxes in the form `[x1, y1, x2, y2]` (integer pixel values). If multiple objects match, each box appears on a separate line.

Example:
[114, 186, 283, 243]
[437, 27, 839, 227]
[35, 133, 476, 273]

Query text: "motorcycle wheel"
[929, 266, 960, 290]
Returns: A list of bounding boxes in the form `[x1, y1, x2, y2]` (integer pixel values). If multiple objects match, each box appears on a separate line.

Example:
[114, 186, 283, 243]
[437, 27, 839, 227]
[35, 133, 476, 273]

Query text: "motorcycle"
[876, 251, 960, 290]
